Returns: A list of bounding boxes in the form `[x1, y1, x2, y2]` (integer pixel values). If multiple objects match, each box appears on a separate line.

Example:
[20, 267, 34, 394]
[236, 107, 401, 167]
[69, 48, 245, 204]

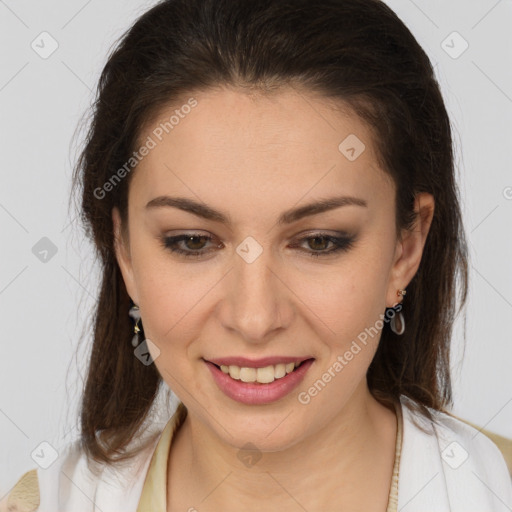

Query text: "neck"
[168, 384, 398, 511]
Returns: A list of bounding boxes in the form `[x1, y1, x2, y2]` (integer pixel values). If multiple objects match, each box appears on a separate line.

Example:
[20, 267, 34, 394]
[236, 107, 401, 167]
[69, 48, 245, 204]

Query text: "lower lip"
[204, 359, 315, 405]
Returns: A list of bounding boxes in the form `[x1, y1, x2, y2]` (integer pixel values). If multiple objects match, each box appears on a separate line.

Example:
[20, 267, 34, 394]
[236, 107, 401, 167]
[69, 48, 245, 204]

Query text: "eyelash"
[160, 232, 356, 259]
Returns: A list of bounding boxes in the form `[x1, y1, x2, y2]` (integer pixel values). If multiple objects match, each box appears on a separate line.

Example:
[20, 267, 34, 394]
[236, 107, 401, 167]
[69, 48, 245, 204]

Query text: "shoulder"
[453, 415, 512, 477]
[0, 433, 161, 512]
[399, 394, 512, 509]
[433, 408, 512, 479]
[402, 395, 510, 470]
[401, 395, 512, 466]
[0, 439, 86, 512]
[0, 468, 39, 512]
[398, 395, 512, 512]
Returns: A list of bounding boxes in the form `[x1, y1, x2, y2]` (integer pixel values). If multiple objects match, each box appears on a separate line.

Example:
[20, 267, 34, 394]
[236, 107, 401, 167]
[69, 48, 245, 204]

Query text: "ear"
[112, 207, 139, 304]
[386, 192, 435, 307]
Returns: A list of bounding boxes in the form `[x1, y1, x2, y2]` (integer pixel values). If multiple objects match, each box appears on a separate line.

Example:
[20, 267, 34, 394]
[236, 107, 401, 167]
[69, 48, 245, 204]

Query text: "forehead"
[130, 87, 394, 214]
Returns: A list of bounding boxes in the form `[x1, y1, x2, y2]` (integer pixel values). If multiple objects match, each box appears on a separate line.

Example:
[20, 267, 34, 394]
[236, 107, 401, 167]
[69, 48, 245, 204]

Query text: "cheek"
[130, 244, 207, 352]
[295, 258, 392, 410]
[292, 254, 391, 346]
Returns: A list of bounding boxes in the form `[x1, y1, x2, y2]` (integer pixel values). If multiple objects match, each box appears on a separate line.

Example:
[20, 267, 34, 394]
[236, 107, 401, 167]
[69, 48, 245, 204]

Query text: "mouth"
[203, 357, 315, 405]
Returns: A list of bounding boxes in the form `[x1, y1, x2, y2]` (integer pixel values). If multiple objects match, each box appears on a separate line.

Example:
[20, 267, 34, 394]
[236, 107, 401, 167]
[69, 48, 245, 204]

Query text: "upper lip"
[204, 356, 314, 368]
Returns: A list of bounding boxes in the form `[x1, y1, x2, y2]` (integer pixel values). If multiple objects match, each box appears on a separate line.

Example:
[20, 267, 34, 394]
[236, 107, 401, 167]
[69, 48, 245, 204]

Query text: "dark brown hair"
[72, 0, 469, 466]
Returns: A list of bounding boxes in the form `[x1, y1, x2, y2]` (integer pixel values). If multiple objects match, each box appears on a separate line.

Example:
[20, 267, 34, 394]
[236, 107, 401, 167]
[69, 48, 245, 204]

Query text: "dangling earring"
[390, 289, 406, 335]
[129, 304, 142, 347]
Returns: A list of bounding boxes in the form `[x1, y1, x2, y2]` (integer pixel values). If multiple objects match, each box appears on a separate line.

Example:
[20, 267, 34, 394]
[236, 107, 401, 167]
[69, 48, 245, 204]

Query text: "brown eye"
[183, 235, 209, 250]
[292, 232, 356, 258]
[161, 233, 221, 257]
[306, 236, 331, 251]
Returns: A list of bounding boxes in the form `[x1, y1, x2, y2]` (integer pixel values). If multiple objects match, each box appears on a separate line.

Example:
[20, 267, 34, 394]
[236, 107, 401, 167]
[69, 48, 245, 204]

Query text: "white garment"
[15, 395, 512, 511]
[397, 395, 512, 511]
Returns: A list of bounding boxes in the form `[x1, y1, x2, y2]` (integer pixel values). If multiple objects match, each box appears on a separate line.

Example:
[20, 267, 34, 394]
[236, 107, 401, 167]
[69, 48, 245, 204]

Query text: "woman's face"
[113, 86, 432, 451]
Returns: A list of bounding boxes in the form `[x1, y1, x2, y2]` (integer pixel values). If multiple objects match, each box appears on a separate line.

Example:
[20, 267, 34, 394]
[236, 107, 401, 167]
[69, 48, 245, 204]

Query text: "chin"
[209, 409, 307, 452]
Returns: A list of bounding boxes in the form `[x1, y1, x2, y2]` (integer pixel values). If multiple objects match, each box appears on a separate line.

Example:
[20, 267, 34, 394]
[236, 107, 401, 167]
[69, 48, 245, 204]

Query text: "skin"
[113, 86, 434, 511]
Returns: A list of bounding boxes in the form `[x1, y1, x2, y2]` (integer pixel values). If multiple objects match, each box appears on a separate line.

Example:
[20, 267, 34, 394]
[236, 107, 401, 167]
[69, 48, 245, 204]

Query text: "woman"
[2, 0, 511, 510]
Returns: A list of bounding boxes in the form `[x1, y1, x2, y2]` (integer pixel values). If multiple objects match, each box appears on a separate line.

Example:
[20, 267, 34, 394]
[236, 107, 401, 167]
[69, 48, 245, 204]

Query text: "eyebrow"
[145, 194, 368, 226]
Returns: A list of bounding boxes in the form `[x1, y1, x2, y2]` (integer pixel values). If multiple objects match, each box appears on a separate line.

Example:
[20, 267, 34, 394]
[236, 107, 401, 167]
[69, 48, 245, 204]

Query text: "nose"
[218, 244, 293, 343]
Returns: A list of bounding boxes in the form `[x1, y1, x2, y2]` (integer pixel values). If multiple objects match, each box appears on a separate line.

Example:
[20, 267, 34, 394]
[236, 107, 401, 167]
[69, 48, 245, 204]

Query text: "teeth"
[240, 367, 257, 382]
[228, 365, 240, 380]
[257, 366, 275, 384]
[218, 361, 302, 383]
[274, 363, 286, 378]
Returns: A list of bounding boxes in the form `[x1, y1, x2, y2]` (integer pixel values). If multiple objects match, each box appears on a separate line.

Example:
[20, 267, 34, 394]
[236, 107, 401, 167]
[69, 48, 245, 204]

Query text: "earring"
[129, 304, 142, 347]
[390, 289, 406, 335]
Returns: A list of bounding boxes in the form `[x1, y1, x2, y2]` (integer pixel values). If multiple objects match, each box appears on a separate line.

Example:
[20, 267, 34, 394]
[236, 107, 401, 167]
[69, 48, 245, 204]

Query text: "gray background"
[1, 0, 511, 496]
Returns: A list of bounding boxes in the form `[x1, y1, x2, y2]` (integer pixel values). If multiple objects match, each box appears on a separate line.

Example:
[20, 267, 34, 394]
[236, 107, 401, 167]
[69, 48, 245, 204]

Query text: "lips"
[205, 357, 315, 405]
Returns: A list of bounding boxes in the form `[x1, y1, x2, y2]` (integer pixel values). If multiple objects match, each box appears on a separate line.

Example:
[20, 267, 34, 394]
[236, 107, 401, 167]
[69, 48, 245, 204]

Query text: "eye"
[160, 233, 222, 258]
[291, 232, 356, 258]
